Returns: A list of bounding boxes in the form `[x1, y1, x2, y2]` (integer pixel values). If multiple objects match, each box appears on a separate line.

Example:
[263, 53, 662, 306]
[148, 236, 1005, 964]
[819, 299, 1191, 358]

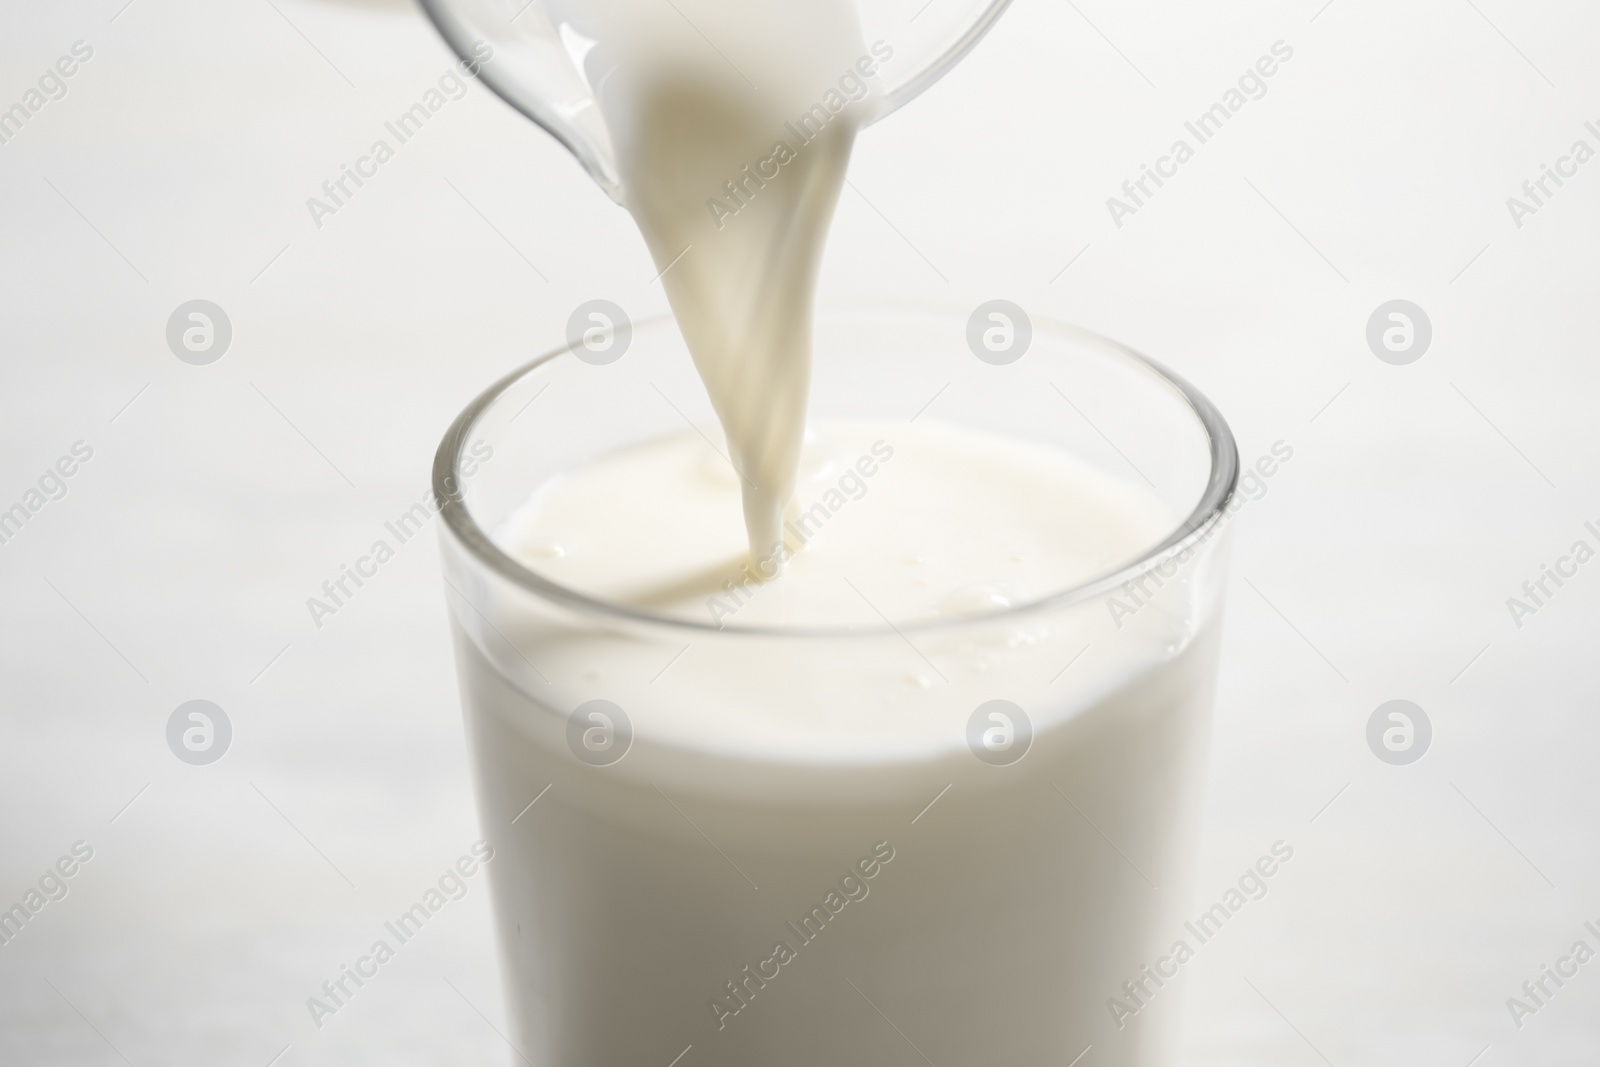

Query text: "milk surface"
[500, 421, 1173, 630]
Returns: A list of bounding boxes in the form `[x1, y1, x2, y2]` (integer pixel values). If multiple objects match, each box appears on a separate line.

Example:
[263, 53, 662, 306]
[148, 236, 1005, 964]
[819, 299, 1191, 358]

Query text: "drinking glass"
[434, 303, 1239, 1067]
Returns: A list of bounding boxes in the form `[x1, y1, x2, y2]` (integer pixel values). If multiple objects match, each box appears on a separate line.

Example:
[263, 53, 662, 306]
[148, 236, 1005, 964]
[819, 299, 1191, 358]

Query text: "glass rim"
[433, 306, 1240, 638]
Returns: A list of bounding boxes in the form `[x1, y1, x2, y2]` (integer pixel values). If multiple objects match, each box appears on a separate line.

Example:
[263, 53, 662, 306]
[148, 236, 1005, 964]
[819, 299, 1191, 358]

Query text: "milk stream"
[579, 0, 869, 563]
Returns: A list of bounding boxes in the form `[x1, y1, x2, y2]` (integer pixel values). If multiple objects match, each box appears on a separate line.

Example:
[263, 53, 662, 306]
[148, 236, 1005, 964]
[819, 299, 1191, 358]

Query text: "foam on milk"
[581, 0, 868, 563]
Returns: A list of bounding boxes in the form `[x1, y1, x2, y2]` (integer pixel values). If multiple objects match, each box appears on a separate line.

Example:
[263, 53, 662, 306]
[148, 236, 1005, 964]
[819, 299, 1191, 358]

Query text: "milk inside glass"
[437, 310, 1234, 1066]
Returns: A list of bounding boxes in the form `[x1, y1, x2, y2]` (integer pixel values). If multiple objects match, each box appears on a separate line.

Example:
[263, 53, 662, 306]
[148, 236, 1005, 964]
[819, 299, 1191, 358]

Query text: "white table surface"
[3, 0, 1598, 1064]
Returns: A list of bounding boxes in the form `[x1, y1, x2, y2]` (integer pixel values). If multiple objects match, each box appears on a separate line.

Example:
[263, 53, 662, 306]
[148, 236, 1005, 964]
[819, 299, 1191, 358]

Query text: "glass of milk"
[433, 304, 1238, 1067]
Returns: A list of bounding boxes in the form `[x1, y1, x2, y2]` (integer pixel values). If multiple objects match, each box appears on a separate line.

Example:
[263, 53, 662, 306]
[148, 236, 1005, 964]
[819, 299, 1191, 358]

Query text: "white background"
[2, 0, 1598, 1063]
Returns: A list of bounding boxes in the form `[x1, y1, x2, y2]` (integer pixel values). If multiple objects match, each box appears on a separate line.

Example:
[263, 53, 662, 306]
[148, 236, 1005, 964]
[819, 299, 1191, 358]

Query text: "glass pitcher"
[417, 0, 1015, 202]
